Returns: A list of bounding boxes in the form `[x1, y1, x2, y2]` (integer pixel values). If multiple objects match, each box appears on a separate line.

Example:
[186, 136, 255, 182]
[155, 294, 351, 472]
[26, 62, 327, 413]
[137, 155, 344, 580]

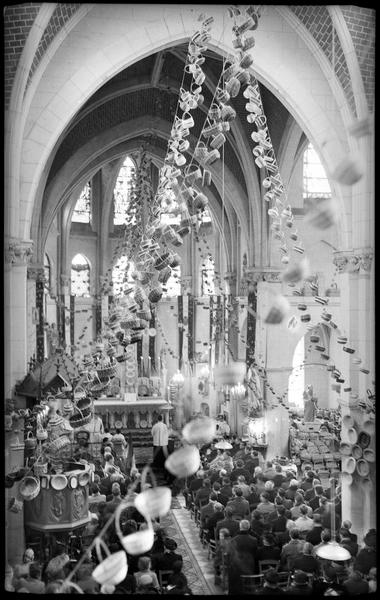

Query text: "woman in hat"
[286, 569, 313, 595]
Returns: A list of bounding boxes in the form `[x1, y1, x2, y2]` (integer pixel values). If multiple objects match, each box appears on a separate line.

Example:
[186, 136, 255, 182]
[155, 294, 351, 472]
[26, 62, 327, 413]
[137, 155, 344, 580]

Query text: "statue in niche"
[303, 384, 318, 422]
[51, 490, 65, 520]
[127, 411, 135, 429]
[72, 487, 85, 520]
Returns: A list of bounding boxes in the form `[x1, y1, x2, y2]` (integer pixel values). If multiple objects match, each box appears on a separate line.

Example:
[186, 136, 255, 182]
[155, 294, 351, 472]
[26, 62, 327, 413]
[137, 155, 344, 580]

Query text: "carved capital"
[5, 238, 33, 265]
[333, 248, 373, 274]
[27, 264, 45, 281]
[246, 268, 281, 283]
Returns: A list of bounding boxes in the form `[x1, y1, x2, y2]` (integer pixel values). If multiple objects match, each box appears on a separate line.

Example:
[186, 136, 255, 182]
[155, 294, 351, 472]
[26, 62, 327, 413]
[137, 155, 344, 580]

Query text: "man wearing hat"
[353, 529, 377, 575]
[256, 567, 285, 595]
[286, 570, 313, 595]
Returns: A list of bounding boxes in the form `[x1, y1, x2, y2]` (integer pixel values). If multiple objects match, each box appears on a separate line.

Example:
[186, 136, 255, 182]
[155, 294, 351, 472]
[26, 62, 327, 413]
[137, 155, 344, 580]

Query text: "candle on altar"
[148, 356, 151, 378]
[140, 356, 144, 377]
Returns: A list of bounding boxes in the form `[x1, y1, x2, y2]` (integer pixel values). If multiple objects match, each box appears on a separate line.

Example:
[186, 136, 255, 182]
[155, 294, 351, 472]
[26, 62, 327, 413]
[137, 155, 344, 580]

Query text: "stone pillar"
[180, 275, 193, 296]
[26, 264, 41, 364]
[333, 247, 375, 541]
[27, 265, 46, 362]
[224, 272, 238, 360]
[4, 238, 34, 397]
[251, 267, 290, 458]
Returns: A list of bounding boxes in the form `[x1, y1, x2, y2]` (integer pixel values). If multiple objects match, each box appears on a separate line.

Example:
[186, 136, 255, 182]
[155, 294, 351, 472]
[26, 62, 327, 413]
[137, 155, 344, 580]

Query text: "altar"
[94, 396, 173, 431]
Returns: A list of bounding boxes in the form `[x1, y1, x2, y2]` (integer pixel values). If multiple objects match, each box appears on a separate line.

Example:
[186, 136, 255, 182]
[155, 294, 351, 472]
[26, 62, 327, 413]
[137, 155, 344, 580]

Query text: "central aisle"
[159, 494, 225, 595]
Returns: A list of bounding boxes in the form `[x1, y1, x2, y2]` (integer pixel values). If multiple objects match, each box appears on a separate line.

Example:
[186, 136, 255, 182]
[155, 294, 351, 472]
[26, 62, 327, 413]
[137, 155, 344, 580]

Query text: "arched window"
[303, 143, 331, 199]
[288, 336, 305, 411]
[71, 254, 90, 297]
[72, 182, 92, 223]
[112, 255, 134, 296]
[113, 156, 136, 225]
[201, 255, 215, 295]
[162, 265, 181, 297]
[44, 252, 51, 292]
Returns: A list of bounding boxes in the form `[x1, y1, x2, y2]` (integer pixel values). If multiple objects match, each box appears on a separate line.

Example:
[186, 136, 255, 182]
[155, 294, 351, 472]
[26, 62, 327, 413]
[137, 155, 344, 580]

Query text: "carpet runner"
[159, 496, 223, 595]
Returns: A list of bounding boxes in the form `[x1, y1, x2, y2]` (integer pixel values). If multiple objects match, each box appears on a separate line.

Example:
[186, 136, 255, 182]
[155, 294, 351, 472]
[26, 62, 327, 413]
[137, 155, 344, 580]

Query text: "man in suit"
[219, 476, 233, 505]
[205, 502, 225, 541]
[305, 513, 324, 545]
[200, 491, 218, 529]
[151, 538, 183, 572]
[215, 506, 240, 541]
[226, 486, 250, 520]
[228, 520, 258, 595]
[230, 459, 252, 484]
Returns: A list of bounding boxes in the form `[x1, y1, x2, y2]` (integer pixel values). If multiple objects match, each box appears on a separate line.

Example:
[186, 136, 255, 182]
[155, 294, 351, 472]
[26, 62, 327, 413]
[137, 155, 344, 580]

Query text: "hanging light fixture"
[316, 478, 351, 561]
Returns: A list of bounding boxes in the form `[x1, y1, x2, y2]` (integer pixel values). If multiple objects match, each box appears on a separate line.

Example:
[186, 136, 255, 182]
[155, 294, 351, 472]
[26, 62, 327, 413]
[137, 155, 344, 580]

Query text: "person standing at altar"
[151, 414, 169, 476]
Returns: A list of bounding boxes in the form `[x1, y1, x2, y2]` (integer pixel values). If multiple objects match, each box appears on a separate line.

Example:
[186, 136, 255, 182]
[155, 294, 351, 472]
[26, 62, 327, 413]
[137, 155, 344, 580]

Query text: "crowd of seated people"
[182, 438, 377, 596]
[8, 432, 376, 595]
[8, 433, 193, 594]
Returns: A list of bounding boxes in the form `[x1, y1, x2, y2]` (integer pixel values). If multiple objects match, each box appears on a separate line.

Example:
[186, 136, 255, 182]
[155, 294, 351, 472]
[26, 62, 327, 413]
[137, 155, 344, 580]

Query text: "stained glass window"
[113, 156, 136, 225]
[303, 143, 331, 198]
[201, 255, 215, 295]
[71, 254, 90, 297]
[72, 182, 92, 223]
[112, 255, 135, 296]
[162, 265, 181, 297]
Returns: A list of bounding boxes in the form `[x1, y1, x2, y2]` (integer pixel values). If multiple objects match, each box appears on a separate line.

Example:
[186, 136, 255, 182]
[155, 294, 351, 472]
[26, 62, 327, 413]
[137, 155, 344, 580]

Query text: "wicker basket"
[75, 397, 93, 418]
[69, 409, 94, 428]
[97, 363, 118, 382]
[19, 476, 40, 501]
[158, 266, 171, 284]
[154, 253, 171, 271]
[148, 288, 163, 303]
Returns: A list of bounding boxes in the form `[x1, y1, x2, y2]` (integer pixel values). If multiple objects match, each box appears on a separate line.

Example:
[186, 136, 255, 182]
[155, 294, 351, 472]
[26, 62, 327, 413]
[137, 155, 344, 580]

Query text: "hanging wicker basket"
[19, 476, 41, 501]
[97, 362, 118, 382]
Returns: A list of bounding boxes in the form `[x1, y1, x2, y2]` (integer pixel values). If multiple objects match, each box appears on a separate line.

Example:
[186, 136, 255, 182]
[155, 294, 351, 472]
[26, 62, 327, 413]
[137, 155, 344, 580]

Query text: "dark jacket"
[292, 553, 320, 574]
[151, 550, 183, 572]
[215, 517, 240, 540]
[230, 468, 252, 484]
[305, 525, 324, 546]
[270, 515, 288, 533]
[229, 531, 258, 572]
[206, 510, 225, 539]
[256, 544, 281, 562]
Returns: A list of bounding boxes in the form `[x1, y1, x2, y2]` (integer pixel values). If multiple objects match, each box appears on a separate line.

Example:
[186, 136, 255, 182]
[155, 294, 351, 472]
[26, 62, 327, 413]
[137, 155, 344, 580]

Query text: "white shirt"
[151, 421, 169, 447]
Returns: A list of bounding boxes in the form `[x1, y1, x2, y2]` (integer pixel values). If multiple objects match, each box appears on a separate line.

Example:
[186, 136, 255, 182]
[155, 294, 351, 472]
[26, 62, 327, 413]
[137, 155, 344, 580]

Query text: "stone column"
[180, 275, 193, 296]
[27, 265, 46, 362]
[251, 268, 290, 458]
[333, 247, 375, 540]
[224, 272, 238, 360]
[4, 238, 34, 397]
